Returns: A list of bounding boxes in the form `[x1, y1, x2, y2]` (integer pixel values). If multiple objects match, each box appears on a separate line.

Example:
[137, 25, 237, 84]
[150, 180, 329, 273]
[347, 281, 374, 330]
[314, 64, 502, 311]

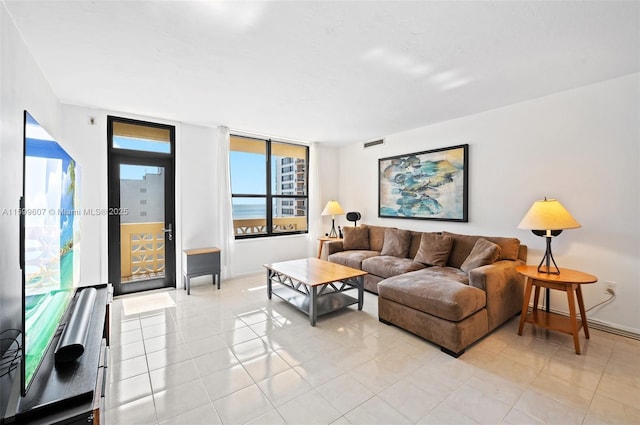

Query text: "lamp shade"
[518, 198, 581, 230]
[321, 201, 344, 216]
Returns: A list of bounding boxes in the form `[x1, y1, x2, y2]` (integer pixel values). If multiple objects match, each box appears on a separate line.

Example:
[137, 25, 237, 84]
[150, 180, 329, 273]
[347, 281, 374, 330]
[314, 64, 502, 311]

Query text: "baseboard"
[586, 317, 640, 341]
[526, 304, 640, 341]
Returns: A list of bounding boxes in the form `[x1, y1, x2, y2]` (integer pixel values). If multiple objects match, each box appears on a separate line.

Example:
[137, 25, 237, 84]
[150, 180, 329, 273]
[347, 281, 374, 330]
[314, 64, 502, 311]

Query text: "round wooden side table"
[516, 265, 597, 354]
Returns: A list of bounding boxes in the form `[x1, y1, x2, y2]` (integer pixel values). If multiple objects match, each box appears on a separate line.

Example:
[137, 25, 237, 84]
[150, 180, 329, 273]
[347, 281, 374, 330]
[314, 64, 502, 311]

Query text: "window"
[230, 135, 308, 238]
[111, 121, 172, 154]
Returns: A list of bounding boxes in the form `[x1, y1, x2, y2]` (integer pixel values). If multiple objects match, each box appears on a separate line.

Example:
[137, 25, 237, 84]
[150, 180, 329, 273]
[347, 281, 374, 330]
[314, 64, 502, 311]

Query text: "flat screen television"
[20, 111, 81, 396]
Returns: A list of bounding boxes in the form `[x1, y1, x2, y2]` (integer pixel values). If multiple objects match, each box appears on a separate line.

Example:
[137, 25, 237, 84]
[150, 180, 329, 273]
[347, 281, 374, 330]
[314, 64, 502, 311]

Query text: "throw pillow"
[460, 238, 502, 273]
[342, 226, 369, 250]
[380, 228, 412, 257]
[414, 233, 453, 267]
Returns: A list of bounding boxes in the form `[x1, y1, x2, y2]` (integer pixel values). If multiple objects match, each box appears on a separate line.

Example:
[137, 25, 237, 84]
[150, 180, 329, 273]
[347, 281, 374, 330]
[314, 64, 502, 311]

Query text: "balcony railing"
[120, 218, 307, 278]
[120, 222, 165, 280]
[233, 217, 307, 235]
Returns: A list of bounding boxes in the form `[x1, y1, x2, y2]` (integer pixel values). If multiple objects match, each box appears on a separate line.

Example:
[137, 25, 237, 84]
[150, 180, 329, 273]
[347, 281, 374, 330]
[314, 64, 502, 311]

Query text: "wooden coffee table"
[263, 258, 367, 326]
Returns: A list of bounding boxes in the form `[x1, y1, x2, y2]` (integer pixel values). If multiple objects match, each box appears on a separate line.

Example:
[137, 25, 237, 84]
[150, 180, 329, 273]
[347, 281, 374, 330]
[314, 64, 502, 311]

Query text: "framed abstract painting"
[378, 144, 468, 222]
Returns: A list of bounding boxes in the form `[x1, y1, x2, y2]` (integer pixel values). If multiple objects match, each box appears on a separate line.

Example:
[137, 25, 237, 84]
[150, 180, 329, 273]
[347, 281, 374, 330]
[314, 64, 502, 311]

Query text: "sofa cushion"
[364, 274, 385, 294]
[414, 232, 453, 267]
[460, 238, 502, 273]
[378, 269, 486, 322]
[361, 256, 425, 279]
[328, 250, 379, 270]
[485, 236, 520, 261]
[420, 266, 469, 285]
[367, 225, 387, 252]
[443, 231, 521, 267]
[343, 225, 369, 250]
[380, 228, 412, 257]
[408, 231, 424, 258]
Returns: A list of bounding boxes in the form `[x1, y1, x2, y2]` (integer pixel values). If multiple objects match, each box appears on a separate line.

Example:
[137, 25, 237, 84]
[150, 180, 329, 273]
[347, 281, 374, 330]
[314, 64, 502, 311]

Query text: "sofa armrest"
[322, 240, 344, 260]
[468, 259, 525, 331]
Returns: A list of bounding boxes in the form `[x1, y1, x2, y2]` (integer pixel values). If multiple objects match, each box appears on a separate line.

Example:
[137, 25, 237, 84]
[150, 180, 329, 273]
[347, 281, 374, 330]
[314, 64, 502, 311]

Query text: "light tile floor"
[105, 274, 640, 425]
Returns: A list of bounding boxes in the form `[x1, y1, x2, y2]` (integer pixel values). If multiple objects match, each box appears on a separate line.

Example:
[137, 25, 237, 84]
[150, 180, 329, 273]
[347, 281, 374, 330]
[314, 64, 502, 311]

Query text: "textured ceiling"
[4, 1, 639, 144]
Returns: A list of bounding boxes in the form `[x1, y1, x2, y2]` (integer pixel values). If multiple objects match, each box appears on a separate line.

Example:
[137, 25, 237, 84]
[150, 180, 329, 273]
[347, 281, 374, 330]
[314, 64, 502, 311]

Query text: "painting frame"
[378, 144, 469, 222]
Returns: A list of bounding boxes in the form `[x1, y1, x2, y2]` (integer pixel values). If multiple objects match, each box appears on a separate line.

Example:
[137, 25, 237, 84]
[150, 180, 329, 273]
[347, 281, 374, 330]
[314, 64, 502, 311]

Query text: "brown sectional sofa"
[323, 225, 527, 357]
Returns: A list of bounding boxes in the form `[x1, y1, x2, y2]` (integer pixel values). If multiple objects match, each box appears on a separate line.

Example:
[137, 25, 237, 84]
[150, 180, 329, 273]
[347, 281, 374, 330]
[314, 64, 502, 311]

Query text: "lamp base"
[537, 236, 560, 275]
[538, 265, 560, 275]
[328, 218, 338, 238]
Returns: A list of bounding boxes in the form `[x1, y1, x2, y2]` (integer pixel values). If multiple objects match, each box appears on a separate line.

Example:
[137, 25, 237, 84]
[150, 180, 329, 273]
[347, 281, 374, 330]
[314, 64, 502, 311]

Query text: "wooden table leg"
[566, 285, 581, 354]
[576, 285, 590, 339]
[317, 240, 323, 259]
[533, 284, 541, 313]
[518, 278, 534, 335]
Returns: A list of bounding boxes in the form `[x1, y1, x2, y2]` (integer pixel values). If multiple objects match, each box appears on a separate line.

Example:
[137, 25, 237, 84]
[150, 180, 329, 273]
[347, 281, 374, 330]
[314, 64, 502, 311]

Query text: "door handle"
[161, 223, 173, 241]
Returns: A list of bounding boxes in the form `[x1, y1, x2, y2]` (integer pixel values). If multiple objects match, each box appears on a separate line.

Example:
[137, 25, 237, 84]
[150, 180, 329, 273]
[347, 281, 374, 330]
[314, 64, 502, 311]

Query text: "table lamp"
[321, 200, 344, 238]
[518, 197, 581, 275]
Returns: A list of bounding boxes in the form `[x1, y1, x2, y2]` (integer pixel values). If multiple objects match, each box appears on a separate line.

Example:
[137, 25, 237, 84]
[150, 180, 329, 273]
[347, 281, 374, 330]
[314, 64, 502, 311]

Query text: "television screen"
[22, 111, 81, 395]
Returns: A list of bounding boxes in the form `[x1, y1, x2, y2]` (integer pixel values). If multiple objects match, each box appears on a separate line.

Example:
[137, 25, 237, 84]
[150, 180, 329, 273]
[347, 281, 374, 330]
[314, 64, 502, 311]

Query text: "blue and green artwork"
[378, 144, 468, 221]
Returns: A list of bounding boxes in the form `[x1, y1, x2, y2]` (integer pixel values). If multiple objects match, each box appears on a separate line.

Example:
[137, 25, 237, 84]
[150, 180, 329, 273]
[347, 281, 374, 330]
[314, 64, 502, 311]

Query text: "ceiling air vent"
[364, 139, 384, 148]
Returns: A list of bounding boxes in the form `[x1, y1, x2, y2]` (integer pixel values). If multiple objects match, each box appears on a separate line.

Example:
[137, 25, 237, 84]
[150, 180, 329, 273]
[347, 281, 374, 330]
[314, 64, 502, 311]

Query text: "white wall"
[60, 106, 107, 284]
[61, 106, 342, 281]
[179, 124, 217, 251]
[0, 3, 62, 412]
[61, 106, 185, 285]
[338, 73, 640, 334]
[0, 3, 62, 332]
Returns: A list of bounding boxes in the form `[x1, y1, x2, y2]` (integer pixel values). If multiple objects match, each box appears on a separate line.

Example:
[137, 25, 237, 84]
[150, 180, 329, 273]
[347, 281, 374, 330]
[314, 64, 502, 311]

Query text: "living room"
[1, 1, 638, 424]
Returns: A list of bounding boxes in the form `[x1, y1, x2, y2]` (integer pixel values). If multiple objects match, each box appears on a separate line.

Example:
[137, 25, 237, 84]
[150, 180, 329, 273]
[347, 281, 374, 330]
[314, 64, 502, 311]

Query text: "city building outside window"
[230, 135, 308, 238]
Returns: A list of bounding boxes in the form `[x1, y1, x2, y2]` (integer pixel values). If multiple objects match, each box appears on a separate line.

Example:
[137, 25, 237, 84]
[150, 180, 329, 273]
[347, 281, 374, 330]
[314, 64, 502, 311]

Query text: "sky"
[230, 152, 305, 206]
[114, 136, 167, 180]
[230, 151, 265, 196]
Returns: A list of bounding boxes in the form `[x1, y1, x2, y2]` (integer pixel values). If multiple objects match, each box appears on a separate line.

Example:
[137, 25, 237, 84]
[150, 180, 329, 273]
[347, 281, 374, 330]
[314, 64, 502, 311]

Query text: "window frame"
[230, 135, 309, 239]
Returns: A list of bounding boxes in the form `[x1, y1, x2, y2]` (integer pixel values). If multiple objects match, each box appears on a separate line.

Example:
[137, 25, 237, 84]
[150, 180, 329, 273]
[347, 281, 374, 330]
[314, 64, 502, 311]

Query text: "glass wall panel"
[272, 198, 308, 233]
[230, 135, 308, 238]
[119, 164, 166, 283]
[232, 197, 267, 236]
[271, 142, 307, 196]
[112, 122, 171, 154]
[230, 136, 266, 195]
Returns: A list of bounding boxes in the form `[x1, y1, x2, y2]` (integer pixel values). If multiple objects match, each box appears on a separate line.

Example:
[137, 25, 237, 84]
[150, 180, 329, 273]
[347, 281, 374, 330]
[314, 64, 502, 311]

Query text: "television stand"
[3, 284, 111, 425]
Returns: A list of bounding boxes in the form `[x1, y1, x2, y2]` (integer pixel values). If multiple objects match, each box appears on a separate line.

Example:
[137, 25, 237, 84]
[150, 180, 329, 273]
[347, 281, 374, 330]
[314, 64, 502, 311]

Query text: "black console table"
[2, 284, 111, 425]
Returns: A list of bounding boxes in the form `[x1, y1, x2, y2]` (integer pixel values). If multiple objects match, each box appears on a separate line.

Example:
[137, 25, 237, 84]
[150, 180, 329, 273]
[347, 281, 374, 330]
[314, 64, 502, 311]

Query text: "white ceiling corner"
[4, 0, 639, 144]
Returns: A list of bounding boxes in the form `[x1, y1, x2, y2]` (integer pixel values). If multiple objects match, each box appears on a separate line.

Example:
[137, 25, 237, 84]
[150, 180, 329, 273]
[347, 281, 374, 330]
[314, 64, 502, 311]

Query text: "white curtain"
[213, 126, 235, 278]
[307, 142, 323, 254]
